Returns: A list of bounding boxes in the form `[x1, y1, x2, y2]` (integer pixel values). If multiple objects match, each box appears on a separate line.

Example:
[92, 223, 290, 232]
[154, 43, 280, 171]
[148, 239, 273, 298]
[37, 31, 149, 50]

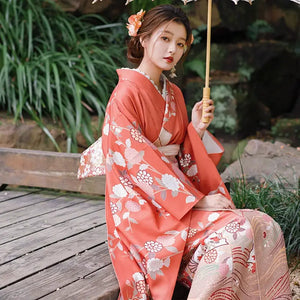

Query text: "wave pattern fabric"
[78, 69, 291, 300]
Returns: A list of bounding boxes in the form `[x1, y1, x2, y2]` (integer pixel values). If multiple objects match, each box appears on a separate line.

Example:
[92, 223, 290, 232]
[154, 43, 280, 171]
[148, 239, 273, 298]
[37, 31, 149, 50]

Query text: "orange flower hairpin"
[126, 9, 146, 37]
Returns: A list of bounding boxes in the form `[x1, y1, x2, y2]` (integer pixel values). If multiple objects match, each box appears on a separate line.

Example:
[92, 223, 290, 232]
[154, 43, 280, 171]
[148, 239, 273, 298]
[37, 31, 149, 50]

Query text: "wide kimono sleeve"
[102, 85, 206, 221]
[173, 85, 231, 200]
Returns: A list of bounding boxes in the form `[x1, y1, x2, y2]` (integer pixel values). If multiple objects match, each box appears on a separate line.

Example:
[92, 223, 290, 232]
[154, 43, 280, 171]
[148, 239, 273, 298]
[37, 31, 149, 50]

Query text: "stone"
[0, 114, 67, 152]
[249, 50, 299, 118]
[221, 139, 300, 187]
[0, 113, 102, 153]
[217, 138, 239, 172]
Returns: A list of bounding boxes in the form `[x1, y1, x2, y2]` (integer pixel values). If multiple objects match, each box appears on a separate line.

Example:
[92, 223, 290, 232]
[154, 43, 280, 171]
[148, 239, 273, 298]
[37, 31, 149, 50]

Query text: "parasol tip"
[232, 0, 254, 4]
[181, 0, 196, 5]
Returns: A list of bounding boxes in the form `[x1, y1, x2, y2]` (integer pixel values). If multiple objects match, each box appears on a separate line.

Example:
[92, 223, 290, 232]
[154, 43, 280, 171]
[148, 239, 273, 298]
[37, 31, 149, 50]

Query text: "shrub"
[271, 118, 300, 146]
[247, 20, 274, 41]
[0, 0, 126, 152]
[210, 85, 238, 135]
[231, 178, 300, 260]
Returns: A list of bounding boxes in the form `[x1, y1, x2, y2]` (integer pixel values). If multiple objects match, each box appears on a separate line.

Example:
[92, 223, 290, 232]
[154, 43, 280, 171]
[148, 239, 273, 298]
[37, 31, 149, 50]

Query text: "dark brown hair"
[127, 5, 193, 65]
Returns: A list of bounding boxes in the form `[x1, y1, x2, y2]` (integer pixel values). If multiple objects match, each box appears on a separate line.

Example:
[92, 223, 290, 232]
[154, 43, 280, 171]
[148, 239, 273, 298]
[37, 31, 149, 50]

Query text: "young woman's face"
[141, 21, 187, 72]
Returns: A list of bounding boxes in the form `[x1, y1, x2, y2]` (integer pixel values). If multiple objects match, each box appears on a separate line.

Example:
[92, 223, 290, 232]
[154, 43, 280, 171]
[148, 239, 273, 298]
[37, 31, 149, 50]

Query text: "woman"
[78, 5, 291, 300]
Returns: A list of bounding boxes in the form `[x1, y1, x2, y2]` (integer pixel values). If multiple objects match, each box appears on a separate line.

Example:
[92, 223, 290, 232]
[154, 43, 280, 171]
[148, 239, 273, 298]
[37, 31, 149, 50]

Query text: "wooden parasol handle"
[202, 0, 212, 123]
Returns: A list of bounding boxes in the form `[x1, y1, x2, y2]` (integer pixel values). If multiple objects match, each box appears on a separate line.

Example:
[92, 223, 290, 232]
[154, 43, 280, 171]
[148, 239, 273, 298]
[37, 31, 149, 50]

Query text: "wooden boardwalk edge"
[0, 147, 106, 195]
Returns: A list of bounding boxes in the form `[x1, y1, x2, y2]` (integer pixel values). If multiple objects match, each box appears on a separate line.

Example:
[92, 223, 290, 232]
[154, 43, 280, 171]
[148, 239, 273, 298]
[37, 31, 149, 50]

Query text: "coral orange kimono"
[78, 69, 291, 300]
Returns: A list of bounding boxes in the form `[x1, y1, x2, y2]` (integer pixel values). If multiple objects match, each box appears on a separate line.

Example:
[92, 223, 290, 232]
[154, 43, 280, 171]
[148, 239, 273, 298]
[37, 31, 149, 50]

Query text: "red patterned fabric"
[78, 69, 291, 300]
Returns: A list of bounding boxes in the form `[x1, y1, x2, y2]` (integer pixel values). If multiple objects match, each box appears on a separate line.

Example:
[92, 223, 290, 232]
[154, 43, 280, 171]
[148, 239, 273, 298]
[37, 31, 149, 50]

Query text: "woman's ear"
[140, 37, 146, 48]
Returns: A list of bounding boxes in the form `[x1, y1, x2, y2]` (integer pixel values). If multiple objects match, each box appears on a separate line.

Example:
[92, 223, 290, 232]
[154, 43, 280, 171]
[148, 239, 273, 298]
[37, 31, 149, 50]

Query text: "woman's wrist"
[192, 123, 205, 139]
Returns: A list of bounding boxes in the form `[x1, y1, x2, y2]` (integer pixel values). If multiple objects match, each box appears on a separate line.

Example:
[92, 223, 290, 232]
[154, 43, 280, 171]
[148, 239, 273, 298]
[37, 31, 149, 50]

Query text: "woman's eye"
[178, 43, 185, 48]
[161, 36, 169, 41]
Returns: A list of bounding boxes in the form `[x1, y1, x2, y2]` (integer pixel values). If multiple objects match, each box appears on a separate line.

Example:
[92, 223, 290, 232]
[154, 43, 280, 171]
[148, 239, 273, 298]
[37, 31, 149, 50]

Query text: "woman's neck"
[137, 62, 162, 91]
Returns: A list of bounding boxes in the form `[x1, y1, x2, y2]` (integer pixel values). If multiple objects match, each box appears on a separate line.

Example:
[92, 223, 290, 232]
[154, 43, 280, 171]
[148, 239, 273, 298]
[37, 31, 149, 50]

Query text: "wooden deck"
[0, 188, 119, 300]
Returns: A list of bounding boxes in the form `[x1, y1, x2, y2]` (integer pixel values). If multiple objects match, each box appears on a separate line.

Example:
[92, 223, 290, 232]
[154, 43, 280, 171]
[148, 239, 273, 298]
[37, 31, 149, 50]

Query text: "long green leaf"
[26, 102, 61, 152]
[27, 9, 33, 59]
[0, 0, 125, 152]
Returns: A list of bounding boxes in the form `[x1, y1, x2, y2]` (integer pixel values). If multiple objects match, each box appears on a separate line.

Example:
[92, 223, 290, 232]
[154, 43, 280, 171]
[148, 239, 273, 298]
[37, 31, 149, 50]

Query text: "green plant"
[185, 59, 206, 79]
[184, 83, 237, 135]
[0, 0, 126, 152]
[191, 24, 206, 45]
[238, 63, 255, 81]
[231, 178, 300, 260]
[271, 118, 300, 146]
[247, 20, 274, 42]
[210, 85, 237, 135]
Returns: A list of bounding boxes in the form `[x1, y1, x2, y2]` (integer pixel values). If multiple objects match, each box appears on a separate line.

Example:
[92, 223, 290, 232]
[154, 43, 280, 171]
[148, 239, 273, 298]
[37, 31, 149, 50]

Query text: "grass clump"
[0, 0, 126, 152]
[231, 178, 300, 260]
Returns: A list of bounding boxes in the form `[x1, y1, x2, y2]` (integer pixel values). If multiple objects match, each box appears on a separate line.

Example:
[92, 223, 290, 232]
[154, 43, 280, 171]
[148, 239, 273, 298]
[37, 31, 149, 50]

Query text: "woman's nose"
[168, 43, 176, 54]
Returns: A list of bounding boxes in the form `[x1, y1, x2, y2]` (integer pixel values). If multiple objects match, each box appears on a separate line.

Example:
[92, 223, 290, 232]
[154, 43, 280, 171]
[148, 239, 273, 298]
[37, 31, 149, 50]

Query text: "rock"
[249, 50, 299, 118]
[217, 138, 239, 172]
[221, 139, 300, 187]
[0, 113, 66, 151]
[0, 113, 102, 153]
[231, 138, 250, 162]
[0, 118, 67, 152]
[208, 41, 287, 73]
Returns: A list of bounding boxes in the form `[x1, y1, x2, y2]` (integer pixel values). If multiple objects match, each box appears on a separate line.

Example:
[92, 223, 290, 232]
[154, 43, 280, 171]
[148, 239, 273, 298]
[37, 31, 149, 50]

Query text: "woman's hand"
[194, 194, 235, 209]
[191, 99, 215, 138]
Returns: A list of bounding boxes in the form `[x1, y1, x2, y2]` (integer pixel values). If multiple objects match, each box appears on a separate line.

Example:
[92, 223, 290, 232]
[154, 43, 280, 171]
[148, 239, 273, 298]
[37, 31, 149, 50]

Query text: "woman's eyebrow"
[161, 30, 186, 41]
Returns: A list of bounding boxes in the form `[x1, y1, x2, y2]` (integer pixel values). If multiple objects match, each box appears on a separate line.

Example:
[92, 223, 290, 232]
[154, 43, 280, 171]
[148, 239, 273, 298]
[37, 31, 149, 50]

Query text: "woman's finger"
[203, 113, 214, 120]
[205, 99, 214, 106]
[205, 104, 215, 112]
[195, 101, 202, 109]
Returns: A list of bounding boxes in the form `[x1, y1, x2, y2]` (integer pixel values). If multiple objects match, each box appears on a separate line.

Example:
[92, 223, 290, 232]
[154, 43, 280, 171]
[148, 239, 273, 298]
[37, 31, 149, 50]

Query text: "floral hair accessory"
[126, 9, 146, 37]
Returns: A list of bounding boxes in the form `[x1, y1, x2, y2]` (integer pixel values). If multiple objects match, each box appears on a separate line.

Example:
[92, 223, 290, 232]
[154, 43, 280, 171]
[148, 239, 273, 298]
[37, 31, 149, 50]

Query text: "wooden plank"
[0, 190, 37, 202]
[0, 192, 59, 214]
[0, 196, 86, 228]
[0, 210, 106, 265]
[41, 264, 119, 300]
[0, 147, 106, 195]
[0, 225, 107, 289]
[1, 199, 104, 245]
[0, 244, 114, 300]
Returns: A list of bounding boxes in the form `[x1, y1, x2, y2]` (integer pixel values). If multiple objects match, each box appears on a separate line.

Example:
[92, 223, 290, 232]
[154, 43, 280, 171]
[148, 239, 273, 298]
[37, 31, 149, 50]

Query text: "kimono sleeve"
[102, 96, 205, 220]
[178, 123, 231, 199]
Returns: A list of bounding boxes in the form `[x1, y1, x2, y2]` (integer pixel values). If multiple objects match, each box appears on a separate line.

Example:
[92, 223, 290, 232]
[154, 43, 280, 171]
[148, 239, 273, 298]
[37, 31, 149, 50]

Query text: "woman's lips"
[164, 56, 173, 63]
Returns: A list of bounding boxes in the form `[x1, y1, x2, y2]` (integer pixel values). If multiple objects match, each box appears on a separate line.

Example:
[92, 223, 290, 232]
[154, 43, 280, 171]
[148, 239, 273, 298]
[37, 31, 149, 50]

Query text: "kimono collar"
[117, 68, 168, 97]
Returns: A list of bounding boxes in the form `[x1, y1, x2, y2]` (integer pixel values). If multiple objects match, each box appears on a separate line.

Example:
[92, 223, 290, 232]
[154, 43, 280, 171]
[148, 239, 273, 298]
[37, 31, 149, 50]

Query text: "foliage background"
[0, 0, 126, 152]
